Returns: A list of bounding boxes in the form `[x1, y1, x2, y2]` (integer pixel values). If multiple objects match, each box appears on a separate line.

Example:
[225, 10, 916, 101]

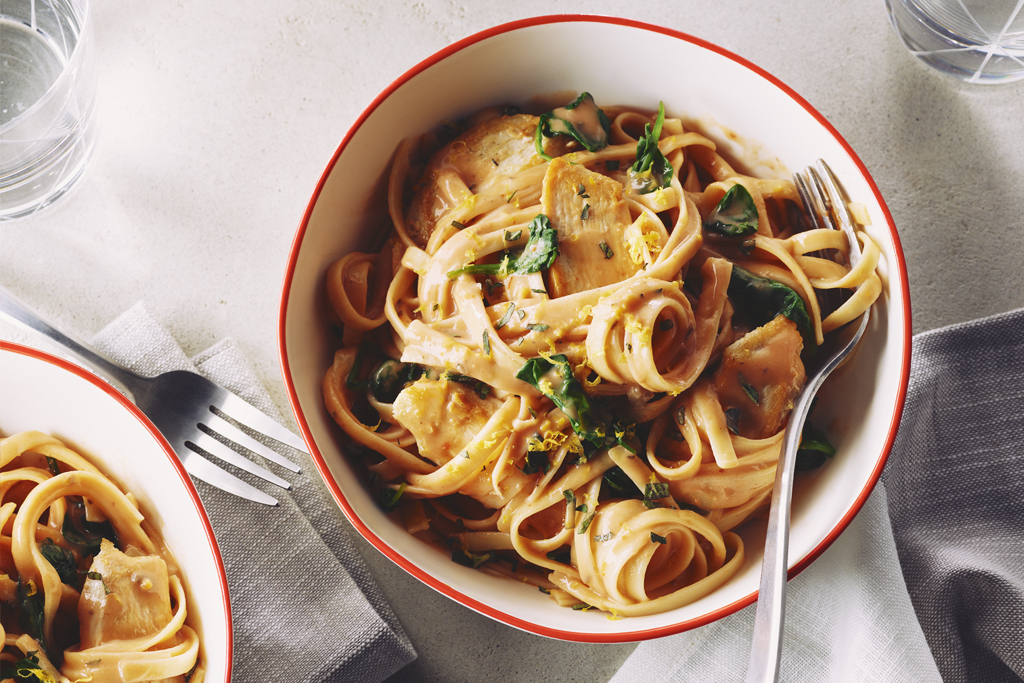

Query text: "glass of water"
[0, 0, 98, 220]
[885, 0, 1024, 84]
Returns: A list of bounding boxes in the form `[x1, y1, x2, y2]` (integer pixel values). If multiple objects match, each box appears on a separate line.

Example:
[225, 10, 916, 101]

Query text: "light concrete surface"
[2, 1, 1021, 681]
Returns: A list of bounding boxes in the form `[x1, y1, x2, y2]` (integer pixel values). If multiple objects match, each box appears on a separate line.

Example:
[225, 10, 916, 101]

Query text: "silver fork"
[0, 286, 305, 506]
[744, 160, 871, 682]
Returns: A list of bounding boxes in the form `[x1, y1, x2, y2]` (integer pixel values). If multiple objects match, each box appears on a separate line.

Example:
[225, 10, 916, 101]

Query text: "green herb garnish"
[795, 426, 837, 471]
[738, 373, 760, 405]
[39, 538, 77, 586]
[629, 101, 673, 193]
[379, 483, 406, 512]
[447, 214, 558, 279]
[651, 532, 668, 545]
[599, 241, 613, 259]
[704, 184, 758, 236]
[727, 265, 812, 337]
[495, 303, 516, 330]
[535, 92, 611, 159]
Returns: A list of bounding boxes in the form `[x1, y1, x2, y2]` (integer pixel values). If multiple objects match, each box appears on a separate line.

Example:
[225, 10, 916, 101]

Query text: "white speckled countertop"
[2, 1, 1022, 681]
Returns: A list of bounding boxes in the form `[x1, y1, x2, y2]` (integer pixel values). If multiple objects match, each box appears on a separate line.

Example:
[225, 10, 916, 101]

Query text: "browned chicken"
[392, 378, 503, 464]
[711, 314, 806, 439]
[78, 539, 172, 649]
[541, 157, 640, 297]
[405, 114, 540, 248]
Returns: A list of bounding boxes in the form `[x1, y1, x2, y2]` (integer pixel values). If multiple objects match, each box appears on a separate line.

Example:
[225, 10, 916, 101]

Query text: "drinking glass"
[0, 0, 98, 220]
[885, 0, 1024, 84]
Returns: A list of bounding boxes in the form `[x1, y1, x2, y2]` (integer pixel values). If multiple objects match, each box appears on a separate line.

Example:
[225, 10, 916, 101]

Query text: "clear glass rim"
[0, 0, 93, 135]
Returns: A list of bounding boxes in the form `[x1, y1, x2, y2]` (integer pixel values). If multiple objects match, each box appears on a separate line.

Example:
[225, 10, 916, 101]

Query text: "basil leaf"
[727, 265, 812, 336]
[451, 549, 494, 568]
[629, 101, 673, 193]
[61, 497, 117, 553]
[370, 360, 422, 404]
[704, 184, 759, 236]
[603, 466, 641, 496]
[516, 355, 599, 444]
[535, 92, 611, 159]
[379, 483, 406, 513]
[39, 538, 77, 587]
[796, 426, 837, 471]
[0, 651, 48, 682]
[518, 450, 550, 475]
[447, 214, 558, 279]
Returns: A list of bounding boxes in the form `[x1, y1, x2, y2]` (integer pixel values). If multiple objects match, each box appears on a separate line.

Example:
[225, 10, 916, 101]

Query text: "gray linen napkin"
[884, 307, 1024, 683]
[90, 302, 416, 683]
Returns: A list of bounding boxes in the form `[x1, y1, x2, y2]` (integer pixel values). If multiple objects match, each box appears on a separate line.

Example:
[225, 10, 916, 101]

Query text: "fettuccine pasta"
[322, 94, 881, 616]
[1, 431, 204, 682]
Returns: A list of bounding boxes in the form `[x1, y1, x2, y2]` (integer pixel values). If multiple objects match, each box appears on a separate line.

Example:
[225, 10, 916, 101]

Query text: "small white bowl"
[0, 341, 232, 679]
[279, 15, 911, 642]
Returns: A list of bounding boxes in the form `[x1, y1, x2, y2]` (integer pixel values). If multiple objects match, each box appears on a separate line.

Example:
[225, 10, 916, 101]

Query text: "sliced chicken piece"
[711, 314, 806, 439]
[405, 114, 541, 248]
[541, 157, 640, 297]
[392, 378, 503, 464]
[78, 539, 172, 649]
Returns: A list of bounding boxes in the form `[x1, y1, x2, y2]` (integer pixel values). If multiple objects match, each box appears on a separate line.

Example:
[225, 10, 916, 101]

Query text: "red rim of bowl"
[278, 14, 913, 643]
[0, 340, 234, 675]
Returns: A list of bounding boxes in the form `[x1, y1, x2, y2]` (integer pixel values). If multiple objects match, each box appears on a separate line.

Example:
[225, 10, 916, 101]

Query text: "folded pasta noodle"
[322, 94, 881, 616]
[0, 431, 204, 683]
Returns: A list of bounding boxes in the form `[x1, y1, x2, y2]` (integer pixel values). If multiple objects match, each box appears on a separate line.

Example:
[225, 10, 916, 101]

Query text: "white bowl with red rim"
[0, 341, 232, 678]
[278, 15, 911, 642]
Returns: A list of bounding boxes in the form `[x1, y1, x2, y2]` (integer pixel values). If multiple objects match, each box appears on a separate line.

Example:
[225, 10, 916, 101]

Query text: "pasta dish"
[1, 431, 204, 682]
[321, 94, 881, 616]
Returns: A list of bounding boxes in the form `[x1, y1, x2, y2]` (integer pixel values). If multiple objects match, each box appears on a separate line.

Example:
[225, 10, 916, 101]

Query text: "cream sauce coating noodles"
[1, 431, 204, 682]
[322, 95, 881, 617]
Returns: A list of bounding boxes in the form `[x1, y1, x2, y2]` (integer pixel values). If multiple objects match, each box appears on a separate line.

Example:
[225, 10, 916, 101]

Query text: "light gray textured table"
[2, 2, 1022, 681]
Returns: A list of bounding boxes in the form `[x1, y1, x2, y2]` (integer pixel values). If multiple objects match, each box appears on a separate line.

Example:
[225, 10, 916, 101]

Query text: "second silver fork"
[0, 286, 304, 506]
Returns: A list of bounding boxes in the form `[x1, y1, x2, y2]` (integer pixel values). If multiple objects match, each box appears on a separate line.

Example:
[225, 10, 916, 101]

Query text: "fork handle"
[0, 286, 144, 401]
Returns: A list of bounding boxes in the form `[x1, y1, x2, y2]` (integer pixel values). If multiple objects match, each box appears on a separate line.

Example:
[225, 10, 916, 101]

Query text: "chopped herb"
[526, 323, 549, 333]
[1, 651, 49, 682]
[704, 184, 759, 236]
[445, 373, 491, 399]
[447, 214, 558, 279]
[577, 509, 596, 534]
[727, 265, 812, 337]
[562, 489, 576, 507]
[492, 158, 499, 166]
[39, 538, 77, 586]
[539, 586, 551, 594]
[506, 190, 518, 203]
[535, 92, 611, 159]
[379, 483, 406, 513]
[645, 482, 670, 500]
[796, 425, 837, 471]
[451, 220, 467, 230]
[651, 532, 668, 545]
[643, 498, 660, 510]
[517, 309, 527, 320]
[576, 503, 588, 513]
[571, 602, 593, 611]
[593, 531, 615, 542]
[495, 303, 516, 330]
[629, 101, 673, 193]
[17, 581, 47, 661]
[581, 203, 591, 220]
[483, 278, 505, 297]
[603, 466, 641, 496]
[659, 319, 674, 331]
[738, 374, 760, 405]
[370, 360, 423, 404]
[518, 450, 550, 475]
[451, 549, 494, 568]
[482, 330, 492, 356]
[531, 288, 548, 295]
[62, 497, 117, 553]
[432, 303, 439, 312]
[546, 549, 571, 564]
[724, 407, 741, 435]
[504, 229, 523, 242]
[46, 456, 60, 476]
[345, 342, 374, 391]
[86, 571, 112, 595]
[599, 241, 614, 259]
[606, 159, 620, 170]
[577, 183, 589, 198]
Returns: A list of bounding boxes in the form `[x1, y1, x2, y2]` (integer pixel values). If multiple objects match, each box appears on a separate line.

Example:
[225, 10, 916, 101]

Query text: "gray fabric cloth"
[884, 307, 1024, 683]
[91, 302, 416, 683]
